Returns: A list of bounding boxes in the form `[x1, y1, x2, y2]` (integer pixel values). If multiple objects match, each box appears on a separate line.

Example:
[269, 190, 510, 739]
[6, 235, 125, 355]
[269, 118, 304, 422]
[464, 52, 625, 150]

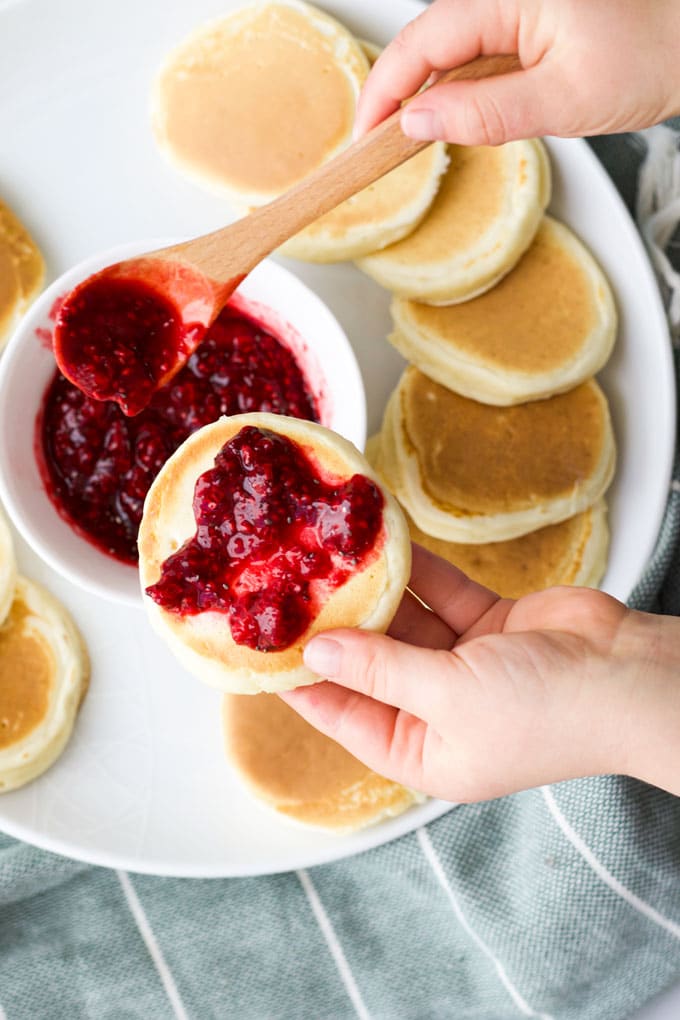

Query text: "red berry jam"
[54, 275, 204, 416]
[38, 307, 319, 564]
[146, 426, 384, 652]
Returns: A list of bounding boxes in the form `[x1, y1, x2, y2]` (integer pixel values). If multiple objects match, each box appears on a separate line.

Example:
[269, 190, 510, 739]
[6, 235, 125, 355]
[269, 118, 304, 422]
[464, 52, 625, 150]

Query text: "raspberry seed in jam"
[146, 426, 384, 653]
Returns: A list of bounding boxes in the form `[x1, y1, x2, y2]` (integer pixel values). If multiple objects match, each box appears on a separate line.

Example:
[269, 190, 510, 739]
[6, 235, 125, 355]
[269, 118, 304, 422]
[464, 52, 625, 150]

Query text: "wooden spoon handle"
[305, 53, 523, 212]
[174, 54, 521, 281]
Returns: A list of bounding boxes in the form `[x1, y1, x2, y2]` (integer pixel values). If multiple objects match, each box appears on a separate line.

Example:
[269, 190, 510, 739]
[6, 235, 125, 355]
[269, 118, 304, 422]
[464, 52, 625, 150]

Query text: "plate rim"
[0, 0, 675, 877]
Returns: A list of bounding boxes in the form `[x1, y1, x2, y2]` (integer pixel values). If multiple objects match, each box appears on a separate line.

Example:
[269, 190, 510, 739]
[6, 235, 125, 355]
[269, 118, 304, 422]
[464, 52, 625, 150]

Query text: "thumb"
[302, 628, 455, 723]
[401, 66, 556, 146]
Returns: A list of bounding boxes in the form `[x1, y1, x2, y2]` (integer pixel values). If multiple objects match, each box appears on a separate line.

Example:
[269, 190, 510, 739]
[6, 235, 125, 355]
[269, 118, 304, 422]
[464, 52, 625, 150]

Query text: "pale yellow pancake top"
[0, 596, 54, 750]
[367, 145, 507, 267]
[286, 35, 442, 241]
[296, 146, 446, 241]
[396, 217, 601, 373]
[400, 369, 610, 515]
[223, 692, 417, 830]
[153, 1, 368, 199]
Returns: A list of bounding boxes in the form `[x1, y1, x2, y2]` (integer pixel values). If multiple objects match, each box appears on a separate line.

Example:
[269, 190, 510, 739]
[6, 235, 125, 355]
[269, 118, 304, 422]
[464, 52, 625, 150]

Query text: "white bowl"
[0, 239, 366, 606]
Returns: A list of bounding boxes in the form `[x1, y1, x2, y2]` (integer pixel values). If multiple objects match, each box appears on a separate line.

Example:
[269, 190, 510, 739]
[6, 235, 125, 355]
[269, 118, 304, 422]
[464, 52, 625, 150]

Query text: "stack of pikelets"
[152, 0, 617, 829]
[366, 185, 617, 598]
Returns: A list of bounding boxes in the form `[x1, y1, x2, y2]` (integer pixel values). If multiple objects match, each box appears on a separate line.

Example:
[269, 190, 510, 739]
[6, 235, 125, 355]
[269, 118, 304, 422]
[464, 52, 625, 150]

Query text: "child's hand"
[354, 0, 680, 146]
[282, 545, 680, 802]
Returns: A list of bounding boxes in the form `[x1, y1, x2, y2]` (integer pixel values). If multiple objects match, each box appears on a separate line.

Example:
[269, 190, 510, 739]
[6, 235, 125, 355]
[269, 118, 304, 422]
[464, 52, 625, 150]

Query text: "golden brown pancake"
[0, 508, 17, 627]
[389, 216, 617, 404]
[139, 413, 411, 693]
[367, 433, 609, 596]
[223, 693, 421, 831]
[0, 577, 89, 793]
[380, 368, 615, 542]
[152, 1, 369, 206]
[356, 139, 550, 304]
[0, 199, 44, 350]
[407, 502, 608, 598]
[0, 247, 22, 344]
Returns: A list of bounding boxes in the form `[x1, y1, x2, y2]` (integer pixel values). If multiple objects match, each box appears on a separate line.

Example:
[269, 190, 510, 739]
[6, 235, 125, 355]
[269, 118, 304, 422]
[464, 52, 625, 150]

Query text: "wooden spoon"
[54, 54, 520, 415]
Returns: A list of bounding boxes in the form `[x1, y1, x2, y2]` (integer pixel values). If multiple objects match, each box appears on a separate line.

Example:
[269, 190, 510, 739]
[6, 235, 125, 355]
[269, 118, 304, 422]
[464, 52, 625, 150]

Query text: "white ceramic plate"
[0, 0, 673, 877]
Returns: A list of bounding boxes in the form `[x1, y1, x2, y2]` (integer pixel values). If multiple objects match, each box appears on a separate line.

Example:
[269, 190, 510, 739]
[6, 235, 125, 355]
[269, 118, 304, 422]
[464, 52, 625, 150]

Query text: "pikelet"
[379, 368, 616, 543]
[279, 143, 449, 262]
[0, 578, 89, 793]
[356, 138, 551, 304]
[389, 216, 617, 405]
[222, 693, 421, 832]
[0, 199, 44, 350]
[279, 40, 449, 262]
[152, 0, 369, 207]
[139, 413, 410, 694]
[366, 434, 609, 596]
[408, 502, 609, 597]
[0, 509, 17, 627]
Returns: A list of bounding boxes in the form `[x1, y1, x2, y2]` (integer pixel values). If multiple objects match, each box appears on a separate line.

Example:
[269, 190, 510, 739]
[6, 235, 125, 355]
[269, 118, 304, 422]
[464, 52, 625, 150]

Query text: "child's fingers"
[387, 587, 455, 649]
[279, 681, 433, 792]
[301, 628, 459, 723]
[401, 66, 556, 145]
[409, 544, 502, 636]
[353, 0, 524, 138]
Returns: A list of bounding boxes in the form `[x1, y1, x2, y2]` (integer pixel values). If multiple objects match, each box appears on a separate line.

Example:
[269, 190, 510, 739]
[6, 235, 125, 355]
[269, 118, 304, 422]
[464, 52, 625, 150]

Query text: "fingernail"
[401, 107, 443, 140]
[351, 118, 364, 142]
[304, 637, 342, 678]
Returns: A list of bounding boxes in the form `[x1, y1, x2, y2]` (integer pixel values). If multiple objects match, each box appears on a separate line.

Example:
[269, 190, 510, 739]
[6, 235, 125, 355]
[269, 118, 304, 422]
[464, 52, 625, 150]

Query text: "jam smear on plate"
[146, 426, 384, 652]
[39, 307, 319, 564]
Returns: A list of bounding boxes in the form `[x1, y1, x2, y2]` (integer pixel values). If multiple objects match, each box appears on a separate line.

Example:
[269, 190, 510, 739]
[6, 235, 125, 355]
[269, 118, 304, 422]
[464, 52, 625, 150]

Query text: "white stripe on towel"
[417, 828, 555, 1020]
[542, 786, 680, 940]
[116, 870, 190, 1020]
[297, 869, 371, 1020]
[0, 1001, 8, 1019]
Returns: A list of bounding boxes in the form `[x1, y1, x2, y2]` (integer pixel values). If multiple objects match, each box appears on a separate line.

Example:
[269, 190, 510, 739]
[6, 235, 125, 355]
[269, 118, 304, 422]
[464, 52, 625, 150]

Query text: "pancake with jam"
[222, 693, 422, 831]
[389, 217, 617, 405]
[139, 413, 411, 693]
[151, 0, 369, 207]
[0, 578, 89, 793]
[380, 368, 615, 543]
[356, 139, 550, 304]
[279, 39, 449, 262]
[0, 198, 44, 350]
